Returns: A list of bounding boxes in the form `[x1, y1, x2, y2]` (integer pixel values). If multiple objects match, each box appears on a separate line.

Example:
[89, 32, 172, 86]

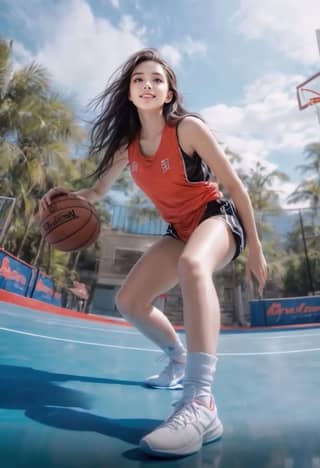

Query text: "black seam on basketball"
[41, 206, 97, 237]
[55, 217, 100, 252]
[40, 203, 96, 227]
[68, 221, 100, 251]
[48, 211, 95, 245]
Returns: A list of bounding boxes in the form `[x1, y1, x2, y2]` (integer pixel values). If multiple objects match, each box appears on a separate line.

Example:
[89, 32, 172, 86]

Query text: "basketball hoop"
[308, 96, 320, 124]
[296, 31, 320, 126]
[296, 71, 320, 109]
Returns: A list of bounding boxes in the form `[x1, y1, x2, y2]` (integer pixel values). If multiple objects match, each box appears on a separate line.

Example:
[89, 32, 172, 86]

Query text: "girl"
[40, 48, 267, 458]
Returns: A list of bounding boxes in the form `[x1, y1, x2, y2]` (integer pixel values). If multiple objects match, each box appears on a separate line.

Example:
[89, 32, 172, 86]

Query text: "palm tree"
[232, 161, 290, 298]
[287, 142, 320, 213]
[285, 143, 320, 295]
[242, 161, 288, 211]
[0, 38, 86, 260]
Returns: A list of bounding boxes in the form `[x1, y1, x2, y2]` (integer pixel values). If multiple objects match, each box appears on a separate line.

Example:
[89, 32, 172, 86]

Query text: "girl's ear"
[165, 90, 173, 103]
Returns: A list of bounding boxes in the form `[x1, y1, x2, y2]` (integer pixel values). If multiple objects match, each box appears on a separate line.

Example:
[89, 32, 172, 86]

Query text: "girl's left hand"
[246, 245, 268, 297]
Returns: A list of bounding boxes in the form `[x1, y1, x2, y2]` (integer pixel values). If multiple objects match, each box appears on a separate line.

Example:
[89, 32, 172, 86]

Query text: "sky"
[1, 0, 320, 208]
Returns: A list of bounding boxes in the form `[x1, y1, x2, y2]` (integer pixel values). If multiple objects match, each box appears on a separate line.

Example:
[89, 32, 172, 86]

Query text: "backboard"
[296, 30, 320, 123]
[296, 71, 320, 110]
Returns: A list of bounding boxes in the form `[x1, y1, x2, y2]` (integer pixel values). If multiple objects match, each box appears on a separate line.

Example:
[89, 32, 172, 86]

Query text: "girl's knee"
[177, 255, 205, 282]
[115, 287, 132, 315]
[115, 287, 149, 319]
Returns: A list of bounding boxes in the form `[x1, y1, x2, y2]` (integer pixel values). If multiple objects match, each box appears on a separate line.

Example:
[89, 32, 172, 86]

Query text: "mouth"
[140, 93, 155, 98]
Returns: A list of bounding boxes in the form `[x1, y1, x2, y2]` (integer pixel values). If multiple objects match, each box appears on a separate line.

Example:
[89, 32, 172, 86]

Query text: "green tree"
[288, 142, 320, 212]
[284, 142, 320, 295]
[233, 161, 289, 296]
[0, 38, 85, 262]
[283, 251, 320, 296]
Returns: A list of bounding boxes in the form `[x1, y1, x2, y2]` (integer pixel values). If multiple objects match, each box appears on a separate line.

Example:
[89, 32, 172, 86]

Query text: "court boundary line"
[0, 326, 159, 352]
[2, 326, 320, 356]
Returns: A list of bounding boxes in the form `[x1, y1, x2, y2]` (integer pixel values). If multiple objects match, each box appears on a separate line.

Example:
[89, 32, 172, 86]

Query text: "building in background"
[90, 205, 248, 326]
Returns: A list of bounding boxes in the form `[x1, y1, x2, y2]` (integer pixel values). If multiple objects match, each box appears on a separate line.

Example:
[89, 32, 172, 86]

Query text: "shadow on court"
[0, 364, 161, 446]
[25, 407, 161, 445]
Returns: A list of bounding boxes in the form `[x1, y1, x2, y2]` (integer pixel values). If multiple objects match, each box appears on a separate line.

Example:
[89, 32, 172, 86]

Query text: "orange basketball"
[39, 194, 101, 252]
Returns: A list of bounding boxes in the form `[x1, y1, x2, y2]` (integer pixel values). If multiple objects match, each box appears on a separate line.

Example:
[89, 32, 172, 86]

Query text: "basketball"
[39, 193, 101, 252]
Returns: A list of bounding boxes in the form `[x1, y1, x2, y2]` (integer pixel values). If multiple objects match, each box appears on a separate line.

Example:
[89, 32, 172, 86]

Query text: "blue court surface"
[1, 300, 320, 468]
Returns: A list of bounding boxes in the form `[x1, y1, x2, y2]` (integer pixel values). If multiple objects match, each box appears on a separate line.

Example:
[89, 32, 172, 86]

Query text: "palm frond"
[9, 62, 50, 102]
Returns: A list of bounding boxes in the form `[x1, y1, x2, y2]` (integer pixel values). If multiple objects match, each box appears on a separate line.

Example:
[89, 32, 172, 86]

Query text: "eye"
[154, 78, 163, 83]
[133, 77, 143, 82]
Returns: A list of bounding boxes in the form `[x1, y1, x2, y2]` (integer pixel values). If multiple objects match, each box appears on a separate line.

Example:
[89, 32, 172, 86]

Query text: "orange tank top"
[128, 123, 221, 241]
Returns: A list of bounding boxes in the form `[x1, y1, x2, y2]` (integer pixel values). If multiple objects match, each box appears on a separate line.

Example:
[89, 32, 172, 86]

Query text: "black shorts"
[165, 199, 246, 260]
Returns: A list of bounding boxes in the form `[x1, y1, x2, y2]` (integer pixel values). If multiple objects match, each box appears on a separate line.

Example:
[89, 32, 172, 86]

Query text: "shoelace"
[165, 401, 202, 429]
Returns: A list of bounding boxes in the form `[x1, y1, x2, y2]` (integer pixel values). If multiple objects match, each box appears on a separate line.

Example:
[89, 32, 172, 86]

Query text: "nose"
[143, 81, 152, 89]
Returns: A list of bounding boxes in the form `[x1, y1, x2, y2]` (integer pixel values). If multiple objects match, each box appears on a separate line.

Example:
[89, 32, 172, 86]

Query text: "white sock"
[183, 352, 217, 406]
[163, 337, 186, 363]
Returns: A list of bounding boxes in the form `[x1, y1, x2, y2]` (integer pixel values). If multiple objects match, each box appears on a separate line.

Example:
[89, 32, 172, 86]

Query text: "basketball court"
[1, 22, 320, 468]
[1, 298, 320, 468]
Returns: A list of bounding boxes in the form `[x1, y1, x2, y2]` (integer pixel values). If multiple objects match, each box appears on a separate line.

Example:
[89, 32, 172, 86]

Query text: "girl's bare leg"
[115, 236, 184, 350]
[178, 217, 236, 354]
[139, 218, 236, 455]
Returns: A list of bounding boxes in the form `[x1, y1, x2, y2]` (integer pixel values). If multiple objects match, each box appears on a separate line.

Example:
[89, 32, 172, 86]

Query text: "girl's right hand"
[39, 186, 70, 212]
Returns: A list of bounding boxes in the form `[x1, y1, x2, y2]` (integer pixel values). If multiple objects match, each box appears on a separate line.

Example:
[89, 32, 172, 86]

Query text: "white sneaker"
[139, 398, 223, 458]
[144, 359, 185, 389]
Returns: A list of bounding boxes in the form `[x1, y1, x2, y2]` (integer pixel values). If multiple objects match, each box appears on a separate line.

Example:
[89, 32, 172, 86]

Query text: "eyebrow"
[132, 71, 164, 77]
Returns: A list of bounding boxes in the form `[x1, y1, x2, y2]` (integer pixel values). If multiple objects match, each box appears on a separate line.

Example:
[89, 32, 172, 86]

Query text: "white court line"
[0, 327, 159, 353]
[2, 326, 320, 356]
[46, 320, 139, 335]
[223, 331, 320, 340]
[252, 331, 320, 340]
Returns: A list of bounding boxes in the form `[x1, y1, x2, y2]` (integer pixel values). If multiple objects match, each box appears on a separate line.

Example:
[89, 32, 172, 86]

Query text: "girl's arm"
[177, 116, 267, 295]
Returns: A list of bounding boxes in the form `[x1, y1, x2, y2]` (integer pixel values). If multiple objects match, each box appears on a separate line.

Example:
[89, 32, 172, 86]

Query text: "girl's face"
[129, 60, 173, 111]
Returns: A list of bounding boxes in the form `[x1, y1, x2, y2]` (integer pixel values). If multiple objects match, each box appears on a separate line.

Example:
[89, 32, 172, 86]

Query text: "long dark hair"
[88, 48, 198, 179]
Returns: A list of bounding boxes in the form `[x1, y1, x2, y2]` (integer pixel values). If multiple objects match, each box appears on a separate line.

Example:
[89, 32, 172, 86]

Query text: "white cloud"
[11, 40, 34, 68]
[159, 45, 183, 67]
[271, 181, 310, 209]
[160, 37, 207, 68]
[11, 0, 146, 106]
[8, 0, 206, 108]
[36, 2, 146, 105]
[110, 0, 120, 8]
[119, 14, 144, 37]
[232, 0, 320, 65]
[181, 37, 207, 57]
[201, 71, 320, 203]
